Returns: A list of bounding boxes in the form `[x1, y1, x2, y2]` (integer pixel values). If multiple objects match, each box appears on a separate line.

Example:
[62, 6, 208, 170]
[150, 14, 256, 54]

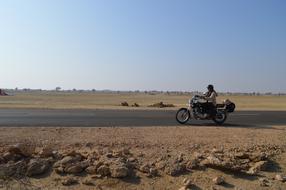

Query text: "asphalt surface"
[0, 109, 286, 127]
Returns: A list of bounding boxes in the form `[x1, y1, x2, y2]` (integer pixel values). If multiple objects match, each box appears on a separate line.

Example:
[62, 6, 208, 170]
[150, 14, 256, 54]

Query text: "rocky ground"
[0, 126, 286, 190]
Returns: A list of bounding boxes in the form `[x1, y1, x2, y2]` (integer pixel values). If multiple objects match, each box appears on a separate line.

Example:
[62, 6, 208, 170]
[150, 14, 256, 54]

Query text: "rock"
[2, 152, 22, 162]
[0, 160, 27, 178]
[259, 178, 271, 187]
[165, 163, 186, 176]
[8, 143, 35, 157]
[183, 178, 193, 187]
[26, 159, 50, 177]
[234, 152, 249, 159]
[55, 167, 64, 175]
[156, 161, 166, 170]
[65, 160, 89, 174]
[86, 166, 97, 174]
[149, 168, 158, 177]
[194, 152, 204, 159]
[211, 148, 224, 154]
[212, 176, 225, 185]
[39, 146, 54, 158]
[140, 164, 151, 173]
[177, 153, 184, 162]
[205, 155, 222, 166]
[65, 164, 84, 174]
[186, 158, 200, 170]
[53, 155, 81, 168]
[110, 165, 129, 178]
[250, 152, 267, 162]
[82, 177, 95, 186]
[62, 177, 78, 186]
[82, 178, 95, 186]
[275, 174, 286, 182]
[97, 165, 110, 176]
[128, 157, 136, 162]
[247, 161, 267, 175]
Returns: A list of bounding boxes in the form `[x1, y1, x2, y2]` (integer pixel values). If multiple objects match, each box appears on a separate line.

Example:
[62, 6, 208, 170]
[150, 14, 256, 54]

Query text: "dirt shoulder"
[1, 126, 286, 189]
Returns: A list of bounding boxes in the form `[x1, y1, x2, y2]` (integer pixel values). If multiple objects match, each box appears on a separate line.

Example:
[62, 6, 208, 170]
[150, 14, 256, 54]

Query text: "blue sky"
[0, 0, 285, 92]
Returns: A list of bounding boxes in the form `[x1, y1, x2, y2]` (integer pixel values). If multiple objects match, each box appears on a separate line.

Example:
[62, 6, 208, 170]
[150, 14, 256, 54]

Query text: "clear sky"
[0, 0, 285, 92]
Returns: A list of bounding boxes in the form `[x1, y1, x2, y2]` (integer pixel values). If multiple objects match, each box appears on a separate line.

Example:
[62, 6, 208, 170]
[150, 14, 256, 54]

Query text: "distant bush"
[148, 102, 175, 108]
[132, 103, 140, 107]
[121, 102, 129, 106]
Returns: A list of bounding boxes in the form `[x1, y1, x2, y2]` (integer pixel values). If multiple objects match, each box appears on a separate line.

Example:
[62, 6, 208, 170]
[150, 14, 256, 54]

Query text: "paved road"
[0, 109, 285, 127]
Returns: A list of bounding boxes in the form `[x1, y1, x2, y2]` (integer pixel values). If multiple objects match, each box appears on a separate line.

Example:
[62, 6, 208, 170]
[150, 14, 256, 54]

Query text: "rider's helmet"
[207, 84, 214, 91]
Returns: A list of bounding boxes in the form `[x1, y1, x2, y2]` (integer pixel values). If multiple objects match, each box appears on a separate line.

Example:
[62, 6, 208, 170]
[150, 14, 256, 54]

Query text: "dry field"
[0, 91, 286, 110]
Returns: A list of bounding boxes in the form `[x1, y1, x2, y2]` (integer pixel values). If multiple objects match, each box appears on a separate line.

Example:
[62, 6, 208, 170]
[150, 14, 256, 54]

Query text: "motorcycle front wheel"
[213, 110, 227, 125]
[176, 108, 190, 124]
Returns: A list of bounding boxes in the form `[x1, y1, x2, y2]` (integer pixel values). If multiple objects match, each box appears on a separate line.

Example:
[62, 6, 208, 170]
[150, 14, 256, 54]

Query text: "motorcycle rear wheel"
[213, 110, 227, 125]
[176, 108, 190, 124]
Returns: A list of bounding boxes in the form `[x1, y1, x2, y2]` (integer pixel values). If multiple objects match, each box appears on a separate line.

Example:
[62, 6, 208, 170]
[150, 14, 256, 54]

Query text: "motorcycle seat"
[216, 104, 225, 108]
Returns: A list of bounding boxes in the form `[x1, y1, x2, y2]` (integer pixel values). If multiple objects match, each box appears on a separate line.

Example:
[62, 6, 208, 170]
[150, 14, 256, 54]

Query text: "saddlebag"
[226, 102, 236, 113]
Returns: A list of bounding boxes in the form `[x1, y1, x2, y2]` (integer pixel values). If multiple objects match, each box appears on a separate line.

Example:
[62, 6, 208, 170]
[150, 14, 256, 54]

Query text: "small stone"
[2, 152, 22, 162]
[275, 174, 286, 182]
[165, 163, 186, 176]
[97, 165, 110, 176]
[82, 177, 95, 186]
[140, 164, 151, 173]
[247, 161, 267, 175]
[90, 174, 102, 179]
[259, 178, 270, 187]
[110, 165, 129, 178]
[65, 164, 84, 174]
[54, 155, 81, 168]
[8, 143, 35, 157]
[39, 146, 54, 158]
[156, 161, 166, 170]
[213, 176, 225, 185]
[149, 168, 158, 177]
[183, 178, 192, 187]
[128, 157, 136, 162]
[62, 177, 78, 186]
[26, 159, 50, 177]
[85, 166, 97, 174]
[55, 167, 64, 175]
[186, 158, 199, 170]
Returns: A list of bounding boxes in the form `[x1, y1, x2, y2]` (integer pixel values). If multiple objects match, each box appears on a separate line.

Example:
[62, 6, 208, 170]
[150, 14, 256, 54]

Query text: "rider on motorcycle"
[203, 84, 217, 105]
[200, 84, 217, 118]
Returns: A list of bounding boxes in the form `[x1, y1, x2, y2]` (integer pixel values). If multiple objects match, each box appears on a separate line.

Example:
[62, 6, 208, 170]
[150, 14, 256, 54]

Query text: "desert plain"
[0, 91, 286, 190]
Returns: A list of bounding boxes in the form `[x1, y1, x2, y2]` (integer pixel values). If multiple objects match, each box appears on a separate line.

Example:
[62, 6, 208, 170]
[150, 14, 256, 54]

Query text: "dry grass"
[0, 91, 285, 110]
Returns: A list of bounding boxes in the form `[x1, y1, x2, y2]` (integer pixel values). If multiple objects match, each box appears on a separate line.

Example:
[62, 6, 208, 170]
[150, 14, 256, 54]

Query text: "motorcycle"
[176, 95, 235, 125]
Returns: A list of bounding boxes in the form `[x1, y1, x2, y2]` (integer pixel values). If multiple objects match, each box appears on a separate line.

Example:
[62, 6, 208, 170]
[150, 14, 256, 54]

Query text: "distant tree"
[55, 87, 61, 91]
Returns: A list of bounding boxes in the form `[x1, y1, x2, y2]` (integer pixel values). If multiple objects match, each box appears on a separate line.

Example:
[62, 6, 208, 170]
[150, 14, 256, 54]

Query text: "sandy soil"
[1, 126, 286, 190]
[0, 91, 286, 110]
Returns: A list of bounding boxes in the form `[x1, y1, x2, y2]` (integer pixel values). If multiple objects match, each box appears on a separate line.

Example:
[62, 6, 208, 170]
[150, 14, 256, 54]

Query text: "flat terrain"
[0, 126, 286, 190]
[1, 92, 286, 189]
[0, 109, 286, 127]
[1, 91, 286, 110]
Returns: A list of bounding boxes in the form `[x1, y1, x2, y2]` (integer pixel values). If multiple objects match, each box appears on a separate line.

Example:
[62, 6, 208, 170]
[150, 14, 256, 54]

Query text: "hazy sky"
[0, 0, 285, 92]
